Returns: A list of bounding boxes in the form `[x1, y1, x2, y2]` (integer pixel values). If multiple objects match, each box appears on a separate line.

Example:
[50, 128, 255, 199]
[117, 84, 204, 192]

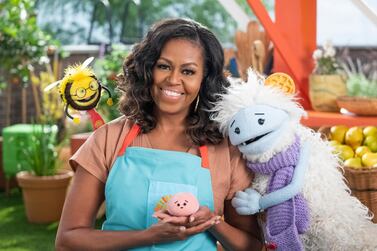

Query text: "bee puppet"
[45, 57, 113, 130]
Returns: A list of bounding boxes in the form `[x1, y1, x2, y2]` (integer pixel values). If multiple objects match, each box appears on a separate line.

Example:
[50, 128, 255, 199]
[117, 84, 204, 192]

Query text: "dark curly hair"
[117, 18, 229, 145]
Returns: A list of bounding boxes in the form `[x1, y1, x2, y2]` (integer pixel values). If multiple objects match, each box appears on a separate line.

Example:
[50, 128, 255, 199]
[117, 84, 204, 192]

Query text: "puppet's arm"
[101, 84, 113, 106]
[65, 105, 80, 124]
[232, 141, 310, 215]
[259, 140, 310, 210]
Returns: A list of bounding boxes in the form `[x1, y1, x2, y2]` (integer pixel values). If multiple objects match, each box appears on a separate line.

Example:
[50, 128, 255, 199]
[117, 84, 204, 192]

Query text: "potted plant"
[16, 122, 73, 223]
[309, 41, 347, 112]
[336, 59, 377, 116]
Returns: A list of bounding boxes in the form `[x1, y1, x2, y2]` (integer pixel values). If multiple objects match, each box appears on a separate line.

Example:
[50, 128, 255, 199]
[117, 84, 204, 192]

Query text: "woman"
[56, 18, 262, 251]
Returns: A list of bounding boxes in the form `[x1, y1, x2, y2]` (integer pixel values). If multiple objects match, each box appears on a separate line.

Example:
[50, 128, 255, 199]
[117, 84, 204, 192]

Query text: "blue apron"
[102, 124, 217, 251]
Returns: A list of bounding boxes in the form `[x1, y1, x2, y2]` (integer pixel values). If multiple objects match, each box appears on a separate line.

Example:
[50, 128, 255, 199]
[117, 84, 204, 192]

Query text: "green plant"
[94, 45, 129, 121]
[20, 123, 59, 176]
[0, 0, 53, 89]
[312, 41, 341, 75]
[342, 59, 377, 98]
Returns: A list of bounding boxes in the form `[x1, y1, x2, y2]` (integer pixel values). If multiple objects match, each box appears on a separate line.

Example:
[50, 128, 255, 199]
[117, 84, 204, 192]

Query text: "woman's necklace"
[146, 132, 192, 153]
[184, 144, 193, 153]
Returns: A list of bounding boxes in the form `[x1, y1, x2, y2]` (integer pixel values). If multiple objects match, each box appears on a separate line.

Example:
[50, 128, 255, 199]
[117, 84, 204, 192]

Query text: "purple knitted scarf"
[247, 136, 309, 251]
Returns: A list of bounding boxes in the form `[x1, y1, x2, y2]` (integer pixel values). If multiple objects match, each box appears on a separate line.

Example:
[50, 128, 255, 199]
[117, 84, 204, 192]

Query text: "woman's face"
[151, 38, 204, 117]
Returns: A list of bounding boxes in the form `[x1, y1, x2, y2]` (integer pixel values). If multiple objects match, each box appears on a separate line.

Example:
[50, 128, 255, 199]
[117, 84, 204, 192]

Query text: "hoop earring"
[194, 95, 200, 113]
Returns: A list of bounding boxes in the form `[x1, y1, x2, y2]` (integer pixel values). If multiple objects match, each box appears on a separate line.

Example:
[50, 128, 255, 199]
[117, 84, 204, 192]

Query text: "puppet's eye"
[90, 81, 99, 90]
[76, 88, 86, 98]
[258, 118, 265, 125]
[235, 127, 240, 134]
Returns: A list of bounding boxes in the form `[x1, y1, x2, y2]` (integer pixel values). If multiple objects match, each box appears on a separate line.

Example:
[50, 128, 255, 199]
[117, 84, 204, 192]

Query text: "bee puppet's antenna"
[81, 57, 95, 69]
[44, 80, 61, 92]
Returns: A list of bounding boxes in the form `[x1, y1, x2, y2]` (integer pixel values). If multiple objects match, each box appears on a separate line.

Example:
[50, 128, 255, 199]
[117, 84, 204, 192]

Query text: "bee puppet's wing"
[43, 80, 62, 92]
[81, 57, 94, 69]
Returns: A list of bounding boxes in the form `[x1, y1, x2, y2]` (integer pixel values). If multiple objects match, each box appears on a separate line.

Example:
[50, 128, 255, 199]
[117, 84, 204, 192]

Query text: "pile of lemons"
[329, 126, 377, 169]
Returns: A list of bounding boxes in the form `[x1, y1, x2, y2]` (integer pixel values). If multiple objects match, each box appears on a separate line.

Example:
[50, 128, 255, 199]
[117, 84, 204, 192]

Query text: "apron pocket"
[147, 180, 198, 227]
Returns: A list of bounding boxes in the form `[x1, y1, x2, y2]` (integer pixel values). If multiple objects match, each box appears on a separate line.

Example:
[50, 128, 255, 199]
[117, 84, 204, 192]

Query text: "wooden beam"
[217, 0, 250, 32]
[246, 0, 316, 109]
[351, 0, 377, 27]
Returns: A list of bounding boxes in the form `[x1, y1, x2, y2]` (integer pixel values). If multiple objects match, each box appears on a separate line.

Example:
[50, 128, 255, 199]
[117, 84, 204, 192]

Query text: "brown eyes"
[182, 69, 195, 76]
[156, 64, 195, 76]
[157, 63, 169, 70]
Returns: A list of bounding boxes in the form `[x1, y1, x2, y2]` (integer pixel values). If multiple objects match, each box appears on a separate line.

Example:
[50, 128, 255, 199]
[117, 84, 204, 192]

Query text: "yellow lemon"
[361, 152, 377, 167]
[364, 135, 377, 152]
[345, 126, 363, 149]
[363, 126, 377, 137]
[334, 144, 354, 161]
[330, 125, 348, 144]
[355, 146, 371, 158]
[344, 157, 362, 169]
[369, 141, 377, 152]
[329, 140, 340, 146]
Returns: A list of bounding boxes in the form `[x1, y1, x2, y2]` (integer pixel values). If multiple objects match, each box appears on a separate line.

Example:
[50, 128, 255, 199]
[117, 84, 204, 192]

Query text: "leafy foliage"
[342, 59, 377, 98]
[94, 45, 129, 121]
[20, 123, 59, 176]
[0, 0, 53, 88]
[36, 0, 244, 44]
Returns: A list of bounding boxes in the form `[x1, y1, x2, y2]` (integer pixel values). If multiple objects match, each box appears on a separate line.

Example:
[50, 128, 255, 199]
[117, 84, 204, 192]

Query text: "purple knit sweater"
[247, 136, 309, 251]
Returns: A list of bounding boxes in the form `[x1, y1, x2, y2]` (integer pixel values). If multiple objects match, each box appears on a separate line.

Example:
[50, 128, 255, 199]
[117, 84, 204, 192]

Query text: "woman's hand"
[186, 206, 221, 228]
[146, 220, 187, 244]
[152, 206, 221, 241]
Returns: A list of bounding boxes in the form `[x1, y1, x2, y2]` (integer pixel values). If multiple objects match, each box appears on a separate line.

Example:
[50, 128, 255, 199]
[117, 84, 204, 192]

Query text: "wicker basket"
[351, 189, 377, 223]
[343, 166, 377, 190]
[343, 166, 377, 223]
[318, 126, 377, 223]
[336, 96, 377, 116]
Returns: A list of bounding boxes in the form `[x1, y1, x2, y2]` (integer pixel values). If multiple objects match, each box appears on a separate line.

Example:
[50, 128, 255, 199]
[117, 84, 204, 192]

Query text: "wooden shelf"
[301, 110, 377, 128]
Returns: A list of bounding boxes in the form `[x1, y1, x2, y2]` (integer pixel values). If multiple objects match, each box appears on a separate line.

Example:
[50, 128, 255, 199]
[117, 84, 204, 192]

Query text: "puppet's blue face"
[228, 104, 289, 156]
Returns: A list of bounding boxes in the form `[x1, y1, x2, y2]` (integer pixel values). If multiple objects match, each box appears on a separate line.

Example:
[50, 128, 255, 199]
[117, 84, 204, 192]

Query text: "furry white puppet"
[211, 70, 377, 251]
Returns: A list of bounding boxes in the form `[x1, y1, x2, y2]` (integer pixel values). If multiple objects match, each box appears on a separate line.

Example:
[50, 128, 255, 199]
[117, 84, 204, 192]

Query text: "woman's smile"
[159, 87, 184, 101]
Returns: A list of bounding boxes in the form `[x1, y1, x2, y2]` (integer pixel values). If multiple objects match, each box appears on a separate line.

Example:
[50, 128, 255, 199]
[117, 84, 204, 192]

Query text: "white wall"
[317, 0, 377, 46]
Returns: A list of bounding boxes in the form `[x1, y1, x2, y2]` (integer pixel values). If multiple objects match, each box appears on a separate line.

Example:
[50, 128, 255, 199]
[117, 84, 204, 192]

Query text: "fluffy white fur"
[212, 70, 377, 250]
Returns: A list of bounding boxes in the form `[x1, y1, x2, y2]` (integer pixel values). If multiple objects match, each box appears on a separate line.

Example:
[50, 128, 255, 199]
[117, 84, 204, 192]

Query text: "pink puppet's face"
[167, 192, 200, 216]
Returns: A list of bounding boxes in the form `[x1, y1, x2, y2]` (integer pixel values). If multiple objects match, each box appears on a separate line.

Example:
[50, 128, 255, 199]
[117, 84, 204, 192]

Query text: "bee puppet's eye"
[76, 88, 86, 98]
[90, 81, 99, 90]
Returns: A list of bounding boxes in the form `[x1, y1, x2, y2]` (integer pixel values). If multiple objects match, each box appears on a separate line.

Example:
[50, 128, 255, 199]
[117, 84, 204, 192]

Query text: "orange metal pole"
[246, 0, 316, 110]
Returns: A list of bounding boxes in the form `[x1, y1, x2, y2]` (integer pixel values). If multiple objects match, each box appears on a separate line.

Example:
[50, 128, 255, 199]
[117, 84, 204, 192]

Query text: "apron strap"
[199, 145, 209, 169]
[118, 123, 141, 156]
[118, 123, 209, 168]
